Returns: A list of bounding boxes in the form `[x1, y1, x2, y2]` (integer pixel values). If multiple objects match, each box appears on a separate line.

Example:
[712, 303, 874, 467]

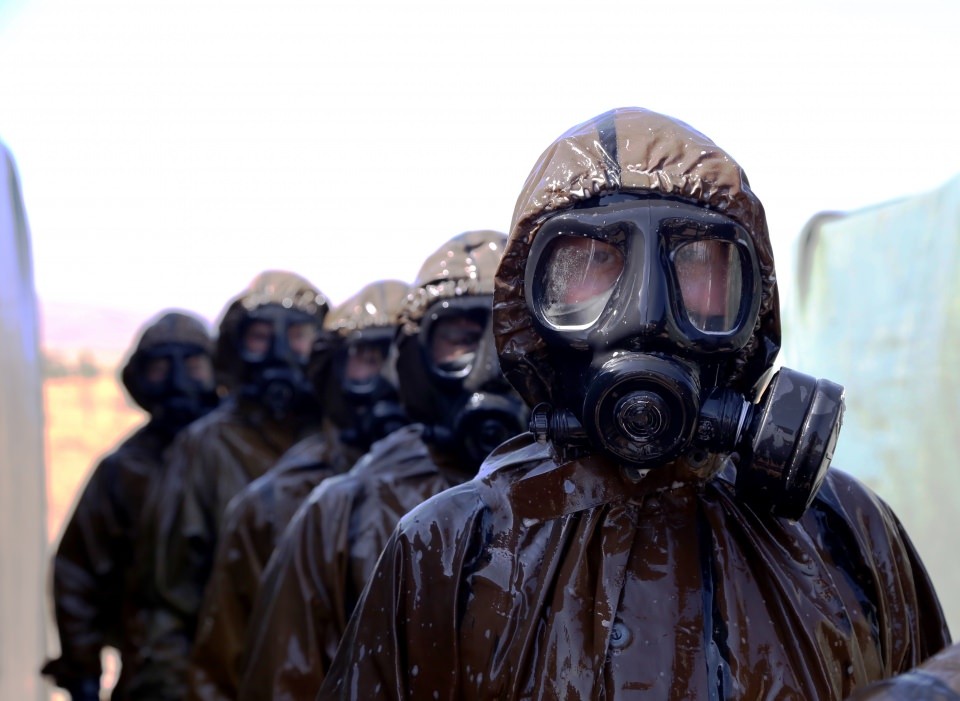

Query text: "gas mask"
[131, 342, 219, 432]
[525, 197, 844, 519]
[238, 304, 321, 419]
[331, 328, 408, 450]
[399, 296, 529, 471]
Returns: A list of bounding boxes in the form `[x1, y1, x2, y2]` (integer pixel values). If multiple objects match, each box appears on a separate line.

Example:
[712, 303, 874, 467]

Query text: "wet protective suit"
[140, 272, 327, 700]
[41, 311, 218, 701]
[237, 231, 528, 700]
[184, 280, 408, 701]
[318, 108, 950, 701]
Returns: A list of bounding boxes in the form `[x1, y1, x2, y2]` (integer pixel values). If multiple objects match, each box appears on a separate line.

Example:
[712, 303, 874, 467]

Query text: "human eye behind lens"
[443, 326, 481, 348]
[185, 354, 214, 382]
[145, 357, 170, 383]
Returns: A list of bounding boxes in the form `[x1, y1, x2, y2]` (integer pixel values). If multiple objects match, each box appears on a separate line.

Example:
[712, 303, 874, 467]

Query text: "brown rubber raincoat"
[237, 425, 461, 700]
[238, 232, 511, 700]
[142, 272, 327, 700]
[185, 280, 408, 701]
[318, 108, 950, 700]
[185, 429, 349, 701]
[41, 312, 213, 700]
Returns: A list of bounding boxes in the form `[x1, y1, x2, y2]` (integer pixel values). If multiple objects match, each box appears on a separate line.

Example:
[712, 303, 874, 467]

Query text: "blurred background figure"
[0, 140, 47, 701]
[314, 279, 411, 459]
[41, 311, 217, 701]
[237, 230, 528, 700]
[185, 278, 409, 701]
[789, 174, 960, 632]
[140, 271, 327, 700]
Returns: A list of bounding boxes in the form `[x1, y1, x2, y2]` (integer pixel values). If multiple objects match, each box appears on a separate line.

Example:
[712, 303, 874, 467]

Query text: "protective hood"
[121, 310, 213, 411]
[398, 230, 504, 335]
[494, 107, 780, 409]
[395, 229, 507, 426]
[215, 270, 329, 390]
[314, 280, 409, 440]
[324, 280, 409, 337]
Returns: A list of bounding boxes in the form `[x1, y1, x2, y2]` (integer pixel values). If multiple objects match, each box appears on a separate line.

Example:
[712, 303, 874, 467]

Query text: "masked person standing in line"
[237, 230, 529, 701]
[139, 271, 328, 700]
[319, 108, 951, 701]
[41, 311, 218, 701]
[185, 279, 409, 701]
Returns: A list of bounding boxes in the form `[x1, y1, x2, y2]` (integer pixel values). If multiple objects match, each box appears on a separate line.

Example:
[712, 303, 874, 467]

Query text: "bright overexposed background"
[1, 0, 957, 328]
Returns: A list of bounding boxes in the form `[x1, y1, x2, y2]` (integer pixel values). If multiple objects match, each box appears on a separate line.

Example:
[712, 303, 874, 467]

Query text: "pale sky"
[0, 0, 957, 328]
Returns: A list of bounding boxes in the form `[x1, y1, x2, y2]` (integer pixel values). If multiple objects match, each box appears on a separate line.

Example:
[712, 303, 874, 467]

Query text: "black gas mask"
[238, 304, 320, 419]
[404, 296, 529, 471]
[525, 198, 844, 519]
[132, 342, 219, 433]
[331, 328, 408, 450]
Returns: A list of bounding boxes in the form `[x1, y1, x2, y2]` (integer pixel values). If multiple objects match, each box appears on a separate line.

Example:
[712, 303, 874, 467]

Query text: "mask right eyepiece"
[736, 368, 845, 520]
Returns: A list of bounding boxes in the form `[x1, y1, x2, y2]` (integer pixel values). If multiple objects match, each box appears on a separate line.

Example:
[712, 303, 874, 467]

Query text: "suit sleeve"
[42, 454, 126, 687]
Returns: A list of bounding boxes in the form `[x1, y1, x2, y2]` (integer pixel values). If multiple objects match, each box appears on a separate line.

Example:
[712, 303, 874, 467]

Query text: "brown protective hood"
[493, 107, 781, 407]
[398, 230, 506, 333]
[121, 310, 214, 410]
[323, 280, 409, 337]
[394, 230, 507, 426]
[215, 270, 329, 390]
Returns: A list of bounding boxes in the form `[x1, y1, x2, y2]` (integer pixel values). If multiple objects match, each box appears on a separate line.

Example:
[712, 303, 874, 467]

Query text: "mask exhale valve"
[616, 392, 668, 442]
[583, 354, 701, 467]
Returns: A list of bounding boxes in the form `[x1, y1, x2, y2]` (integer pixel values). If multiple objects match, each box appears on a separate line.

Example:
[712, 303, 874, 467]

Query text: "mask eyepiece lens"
[427, 313, 485, 379]
[537, 235, 624, 329]
[672, 238, 744, 334]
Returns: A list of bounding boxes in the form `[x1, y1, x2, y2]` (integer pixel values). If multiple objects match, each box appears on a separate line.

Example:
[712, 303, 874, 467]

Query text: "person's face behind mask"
[144, 352, 214, 386]
[537, 236, 624, 329]
[331, 332, 408, 450]
[524, 197, 844, 518]
[238, 306, 322, 419]
[345, 341, 388, 386]
[406, 299, 528, 471]
[429, 315, 485, 377]
[241, 319, 318, 363]
[138, 343, 219, 431]
[530, 199, 755, 352]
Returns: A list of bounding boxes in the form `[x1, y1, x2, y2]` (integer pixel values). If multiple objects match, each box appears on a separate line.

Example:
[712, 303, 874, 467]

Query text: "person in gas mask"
[41, 311, 218, 701]
[315, 279, 412, 459]
[236, 230, 528, 701]
[318, 108, 950, 701]
[184, 279, 408, 701]
[140, 271, 327, 700]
